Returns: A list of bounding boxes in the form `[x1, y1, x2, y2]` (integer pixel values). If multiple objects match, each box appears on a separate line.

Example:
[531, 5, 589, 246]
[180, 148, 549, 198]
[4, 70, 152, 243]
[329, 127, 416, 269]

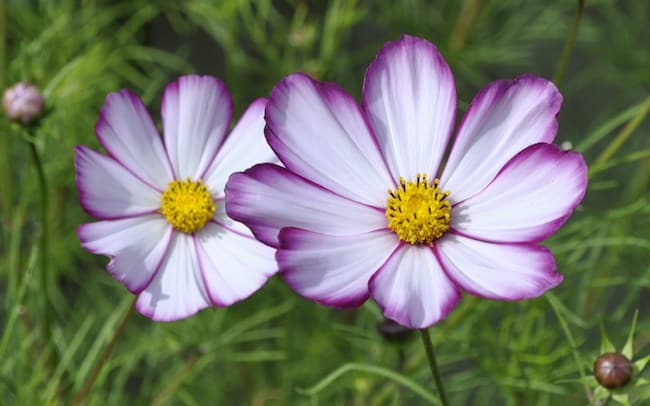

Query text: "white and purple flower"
[76, 75, 278, 321]
[225, 35, 588, 329]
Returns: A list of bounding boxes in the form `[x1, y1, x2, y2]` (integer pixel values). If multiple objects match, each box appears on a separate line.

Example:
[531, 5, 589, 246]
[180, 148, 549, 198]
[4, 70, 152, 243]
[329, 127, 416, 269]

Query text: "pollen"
[160, 178, 215, 234]
[385, 174, 451, 245]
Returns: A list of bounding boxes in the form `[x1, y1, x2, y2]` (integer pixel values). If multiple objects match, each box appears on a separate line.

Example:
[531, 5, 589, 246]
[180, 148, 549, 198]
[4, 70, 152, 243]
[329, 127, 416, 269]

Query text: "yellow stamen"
[160, 178, 215, 233]
[385, 174, 451, 245]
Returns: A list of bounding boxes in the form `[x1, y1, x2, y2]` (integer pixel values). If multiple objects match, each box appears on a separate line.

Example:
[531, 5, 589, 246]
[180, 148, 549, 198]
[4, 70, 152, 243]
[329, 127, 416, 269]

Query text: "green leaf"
[600, 319, 617, 354]
[296, 362, 440, 405]
[576, 99, 649, 152]
[611, 392, 630, 405]
[621, 309, 639, 359]
[594, 386, 610, 401]
[633, 354, 650, 374]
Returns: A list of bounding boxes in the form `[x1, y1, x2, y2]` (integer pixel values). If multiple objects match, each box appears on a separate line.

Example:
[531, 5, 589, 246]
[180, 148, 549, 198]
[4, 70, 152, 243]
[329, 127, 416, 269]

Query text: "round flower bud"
[593, 352, 632, 389]
[377, 318, 414, 343]
[2, 82, 45, 124]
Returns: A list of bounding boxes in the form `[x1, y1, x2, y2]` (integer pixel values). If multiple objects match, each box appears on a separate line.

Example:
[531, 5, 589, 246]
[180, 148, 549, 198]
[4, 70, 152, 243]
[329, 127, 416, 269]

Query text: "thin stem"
[72, 298, 136, 405]
[0, 0, 6, 88]
[448, 0, 486, 53]
[0, 0, 13, 227]
[28, 140, 52, 346]
[419, 329, 450, 406]
[553, 0, 586, 88]
[546, 293, 590, 399]
[151, 355, 202, 406]
[591, 95, 650, 171]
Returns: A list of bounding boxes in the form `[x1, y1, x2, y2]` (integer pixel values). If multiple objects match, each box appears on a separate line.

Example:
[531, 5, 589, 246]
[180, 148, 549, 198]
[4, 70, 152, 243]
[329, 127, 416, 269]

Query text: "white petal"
[362, 34, 456, 181]
[78, 215, 173, 293]
[436, 233, 563, 300]
[203, 98, 277, 197]
[162, 75, 233, 179]
[452, 144, 587, 242]
[136, 233, 213, 321]
[95, 89, 173, 190]
[75, 146, 161, 219]
[441, 75, 563, 202]
[195, 222, 277, 306]
[266, 73, 394, 206]
[369, 244, 461, 329]
[225, 164, 388, 247]
[278, 228, 399, 308]
[213, 198, 251, 236]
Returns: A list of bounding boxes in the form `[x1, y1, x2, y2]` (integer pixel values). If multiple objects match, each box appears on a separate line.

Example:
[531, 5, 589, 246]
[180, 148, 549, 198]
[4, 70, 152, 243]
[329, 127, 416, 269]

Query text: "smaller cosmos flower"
[225, 35, 588, 329]
[587, 311, 650, 405]
[76, 75, 278, 321]
[3, 82, 45, 124]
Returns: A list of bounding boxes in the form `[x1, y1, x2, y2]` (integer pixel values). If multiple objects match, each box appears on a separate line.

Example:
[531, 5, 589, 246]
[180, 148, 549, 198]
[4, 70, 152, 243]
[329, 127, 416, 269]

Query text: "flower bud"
[3, 82, 45, 124]
[377, 318, 414, 343]
[593, 352, 632, 389]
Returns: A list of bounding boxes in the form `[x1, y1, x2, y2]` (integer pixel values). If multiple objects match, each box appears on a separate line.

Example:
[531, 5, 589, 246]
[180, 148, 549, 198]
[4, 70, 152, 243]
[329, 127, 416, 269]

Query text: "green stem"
[419, 329, 450, 406]
[547, 294, 590, 399]
[151, 355, 201, 406]
[449, 0, 486, 53]
[0, 0, 12, 226]
[591, 95, 650, 171]
[0, 0, 6, 87]
[72, 299, 136, 405]
[553, 0, 585, 88]
[28, 140, 52, 347]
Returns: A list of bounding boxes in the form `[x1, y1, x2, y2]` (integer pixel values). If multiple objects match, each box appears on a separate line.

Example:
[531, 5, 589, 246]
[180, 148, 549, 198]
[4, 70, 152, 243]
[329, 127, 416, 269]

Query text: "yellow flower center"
[160, 178, 215, 233]
[385, 174, 451, 245]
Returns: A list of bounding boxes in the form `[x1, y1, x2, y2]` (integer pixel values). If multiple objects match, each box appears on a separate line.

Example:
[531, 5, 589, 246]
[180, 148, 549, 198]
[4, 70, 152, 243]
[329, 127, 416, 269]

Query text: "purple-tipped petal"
[95, 89, 173, 190]
[136, 232, 213, 321]
[75, 146, 161, 219]
[278, 228, 399, 308]
[162, 75, 233, 180]
[195, 222, 278, 307]
[435, 233, 563, 300]
[362, 34, 457, 181]
[225, 164, 388, 247]
[78, 215, 173, 293]
[369, 244, 461, 329]
[265, 73, 393, 207]
[441, 75, 563, 203]
[204, 98, 277, 197]
[452, 143, 587, 243]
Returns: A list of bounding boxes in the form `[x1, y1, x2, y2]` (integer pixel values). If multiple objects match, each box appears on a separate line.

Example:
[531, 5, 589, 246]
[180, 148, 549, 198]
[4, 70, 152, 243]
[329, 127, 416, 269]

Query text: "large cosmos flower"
[76, 75, 278, 321]
[225, 35, 588, 329]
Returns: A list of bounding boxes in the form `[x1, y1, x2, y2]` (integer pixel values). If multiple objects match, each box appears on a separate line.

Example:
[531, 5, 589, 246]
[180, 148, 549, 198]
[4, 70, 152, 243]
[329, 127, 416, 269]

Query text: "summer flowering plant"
[225, 35, 588, 329]
[75, 75, 278, 321]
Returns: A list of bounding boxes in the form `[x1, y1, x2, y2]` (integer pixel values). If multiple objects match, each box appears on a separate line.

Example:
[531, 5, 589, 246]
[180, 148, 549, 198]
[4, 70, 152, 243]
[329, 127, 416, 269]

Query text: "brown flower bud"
[377, 318, 414, 343]
[593, 352, 632, 389]
[3, 82, 45, 124]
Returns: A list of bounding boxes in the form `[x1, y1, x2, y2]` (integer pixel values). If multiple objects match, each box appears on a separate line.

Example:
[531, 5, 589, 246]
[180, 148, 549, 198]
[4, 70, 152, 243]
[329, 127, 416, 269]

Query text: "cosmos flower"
[76, 75, 278, 321]
[2, 82, 44, 124]
[225, 35, 588, 329]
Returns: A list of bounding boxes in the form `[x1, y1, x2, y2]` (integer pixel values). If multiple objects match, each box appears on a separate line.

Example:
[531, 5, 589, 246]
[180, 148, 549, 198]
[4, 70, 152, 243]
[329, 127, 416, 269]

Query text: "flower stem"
[72, 298, 136, 405]
[553, 0, 586, 88]
[0, 0, 13, 228]
[591, 95, 650, 171]
[27, 140, 52, 347]
[419, 328, 450, 406]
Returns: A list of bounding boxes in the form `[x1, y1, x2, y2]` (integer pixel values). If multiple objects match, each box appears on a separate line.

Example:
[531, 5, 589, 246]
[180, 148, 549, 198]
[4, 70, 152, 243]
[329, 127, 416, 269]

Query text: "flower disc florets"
[386, 174, 451, 245]
[161, 178, 215, 233]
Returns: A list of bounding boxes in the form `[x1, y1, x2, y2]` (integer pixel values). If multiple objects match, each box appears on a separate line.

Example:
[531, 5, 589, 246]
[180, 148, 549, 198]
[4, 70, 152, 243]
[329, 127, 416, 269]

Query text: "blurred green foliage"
[1, 0, 649, 404]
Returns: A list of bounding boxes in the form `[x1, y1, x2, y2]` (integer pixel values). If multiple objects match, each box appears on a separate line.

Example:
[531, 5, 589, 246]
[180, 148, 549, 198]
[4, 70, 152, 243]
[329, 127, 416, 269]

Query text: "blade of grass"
[297, 362, 441, 405]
